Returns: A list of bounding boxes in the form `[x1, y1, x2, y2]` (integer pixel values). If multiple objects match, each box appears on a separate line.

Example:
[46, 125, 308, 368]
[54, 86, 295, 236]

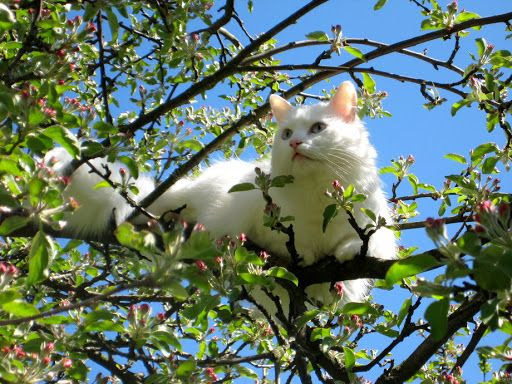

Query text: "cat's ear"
[269, 94, 292, 124]
[329, 81, 357, 123]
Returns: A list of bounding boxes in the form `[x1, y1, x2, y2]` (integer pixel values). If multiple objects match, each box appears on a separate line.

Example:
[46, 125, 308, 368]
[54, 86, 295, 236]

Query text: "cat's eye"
[281, 128, 293, 140]
[309, 122, 326, 134]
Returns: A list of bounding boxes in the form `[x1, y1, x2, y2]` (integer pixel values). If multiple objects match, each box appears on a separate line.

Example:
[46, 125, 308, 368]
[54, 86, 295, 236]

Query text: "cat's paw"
[334, 240, 362, 263]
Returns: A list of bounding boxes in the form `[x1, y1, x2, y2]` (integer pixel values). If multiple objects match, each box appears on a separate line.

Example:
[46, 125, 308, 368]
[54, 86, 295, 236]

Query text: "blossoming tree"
[0, 0, 511, 383]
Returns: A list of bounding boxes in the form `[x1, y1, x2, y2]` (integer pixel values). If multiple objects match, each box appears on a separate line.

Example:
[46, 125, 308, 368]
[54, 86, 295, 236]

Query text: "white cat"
[46, 81, 396, 311]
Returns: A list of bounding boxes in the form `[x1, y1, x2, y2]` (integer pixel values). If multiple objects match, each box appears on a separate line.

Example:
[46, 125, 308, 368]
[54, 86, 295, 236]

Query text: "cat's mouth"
[292, 152, 312, 161]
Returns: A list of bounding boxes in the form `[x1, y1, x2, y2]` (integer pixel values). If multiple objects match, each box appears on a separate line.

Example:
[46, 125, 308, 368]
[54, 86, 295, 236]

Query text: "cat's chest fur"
[250, 177, 353, 266]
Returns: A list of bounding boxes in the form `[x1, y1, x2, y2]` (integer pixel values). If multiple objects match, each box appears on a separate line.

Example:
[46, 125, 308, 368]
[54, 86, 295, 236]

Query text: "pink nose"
[289, 139, 303, 149]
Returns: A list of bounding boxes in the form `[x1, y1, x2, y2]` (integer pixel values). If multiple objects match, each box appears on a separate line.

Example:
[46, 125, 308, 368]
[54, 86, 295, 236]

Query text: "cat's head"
[269, 81, 376, 183]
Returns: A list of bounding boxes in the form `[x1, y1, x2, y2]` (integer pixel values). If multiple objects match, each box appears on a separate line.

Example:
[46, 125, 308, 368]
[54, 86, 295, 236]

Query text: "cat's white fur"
[46, 81, 396, 309]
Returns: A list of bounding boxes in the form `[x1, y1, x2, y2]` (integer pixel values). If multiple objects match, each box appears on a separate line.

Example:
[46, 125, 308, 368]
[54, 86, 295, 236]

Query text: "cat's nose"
[289, 139, 303, 149]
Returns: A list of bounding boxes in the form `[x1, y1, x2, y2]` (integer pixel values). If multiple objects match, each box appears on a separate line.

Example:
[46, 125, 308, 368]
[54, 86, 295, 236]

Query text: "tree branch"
[375, 294, 487, 384]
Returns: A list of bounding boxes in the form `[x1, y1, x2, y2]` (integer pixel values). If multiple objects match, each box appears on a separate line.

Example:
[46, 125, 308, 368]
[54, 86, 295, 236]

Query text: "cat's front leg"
[334, 237, 363, 263]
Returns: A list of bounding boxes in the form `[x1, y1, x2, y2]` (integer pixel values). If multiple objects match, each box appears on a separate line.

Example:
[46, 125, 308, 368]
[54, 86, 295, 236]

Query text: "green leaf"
[471, 142, 497, 162]
[455, 11, 480, 24]
[310, 327, 331, 341]
[228, 182, 256, 193]
[0, 289, 21, 305]
[343, 346, 356, 369]
[182, 295, 220, 320]
[176, 359, 197, 378]
[93, 121, 115, 133]
[296, 309, 320, 330]
[444, 153, 467, 164]
[2, 300, 40, 317]
[238, 272, 270, 286]
[270, 175, 294, 188]
[396, 297, 412, 326]
[322, 204, 338, 232]
[305, 31, 329, 42]
[27, 231, 53, 285]
[373, 0, 387, 10]
[0, 158, 23, 176]
[481, 156, 498, 174]
[43, 126, 80, 159]
[385, 254, 440, 285]
[424, 298, 449, 341]
[93, 180, 112, 190]
[362, 73, 376, 94]
[360, 207, 376, 222]
[343, 45, 366, 61]
[181, 139, 203, 152]
[342, 302, 375, 316]
[0, 216, 29, 236]
[106, 8, 119, 41]
[450, 99, 468, 116]
[456, 232, 481, 256]
[267, 266, 298, 286]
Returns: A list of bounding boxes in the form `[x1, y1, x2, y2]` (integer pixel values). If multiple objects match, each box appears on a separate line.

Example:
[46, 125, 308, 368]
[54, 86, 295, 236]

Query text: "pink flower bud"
[44, 342, 55, 353]
[119, 168, 126, 177]
[194, 223, 205, 231]
[61, 358, 72, 368]
[139, 303, 150, 313]
[332, 179, 341, 189]
[191, 33, 200, 42]
[334, 281, 344, 297]
[1, 346, 10, 354]
[259, 250, 269, 262]
[157, 313, 166, 321]
[214, 256, 223, 264]
[204, 367, 218, 381]
[478, 200, 494, 214]
[195, 260, 207, 272]
[42, 356, 52, 365]
[238, 233, 247, 243]
[86, 22, 97, 33]
[55, 49, 66, 58]
[208, 327, 215, 334]
[406, 154, 415, 164]
[0, 262, 7, 274]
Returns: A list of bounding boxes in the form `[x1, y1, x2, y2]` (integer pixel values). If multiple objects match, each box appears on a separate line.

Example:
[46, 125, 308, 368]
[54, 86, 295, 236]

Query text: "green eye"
[310, 122, 326, 134]
[281, 128, 293, 140]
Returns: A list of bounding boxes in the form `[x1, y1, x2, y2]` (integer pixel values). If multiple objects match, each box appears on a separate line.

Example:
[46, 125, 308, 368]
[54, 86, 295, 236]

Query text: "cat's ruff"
[46, 81, 396, 312]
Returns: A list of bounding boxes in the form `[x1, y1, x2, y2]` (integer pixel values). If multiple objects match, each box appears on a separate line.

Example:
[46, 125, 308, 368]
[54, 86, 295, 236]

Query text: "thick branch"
[375, 294, 487, 384]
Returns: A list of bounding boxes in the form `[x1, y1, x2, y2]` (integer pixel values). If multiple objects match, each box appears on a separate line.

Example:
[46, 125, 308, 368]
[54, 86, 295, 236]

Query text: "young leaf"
[343, 346, 356, 369]
[360, 207, 376, 223]
[267, 266, 298, 286]
[305, 31, 329, 42]
[424, 298, 449, 341]
[0, 216, 29, 236]
[343, 45, 366, 61]
[228, 182, 256, 193]
[385, 254, 440, 285]
[27, 231, 53, 285]
[43, 126, 80, 159]
[373, 0, 387, 10]
[322, 204, 338, 232]
[362, 73, 376, 94]
[270, 175, 294, 188]
[444, 153, 467, 164]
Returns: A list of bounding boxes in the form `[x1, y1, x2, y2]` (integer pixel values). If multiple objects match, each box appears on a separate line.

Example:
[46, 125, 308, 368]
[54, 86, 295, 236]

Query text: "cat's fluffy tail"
[45, 148, 155, 238]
